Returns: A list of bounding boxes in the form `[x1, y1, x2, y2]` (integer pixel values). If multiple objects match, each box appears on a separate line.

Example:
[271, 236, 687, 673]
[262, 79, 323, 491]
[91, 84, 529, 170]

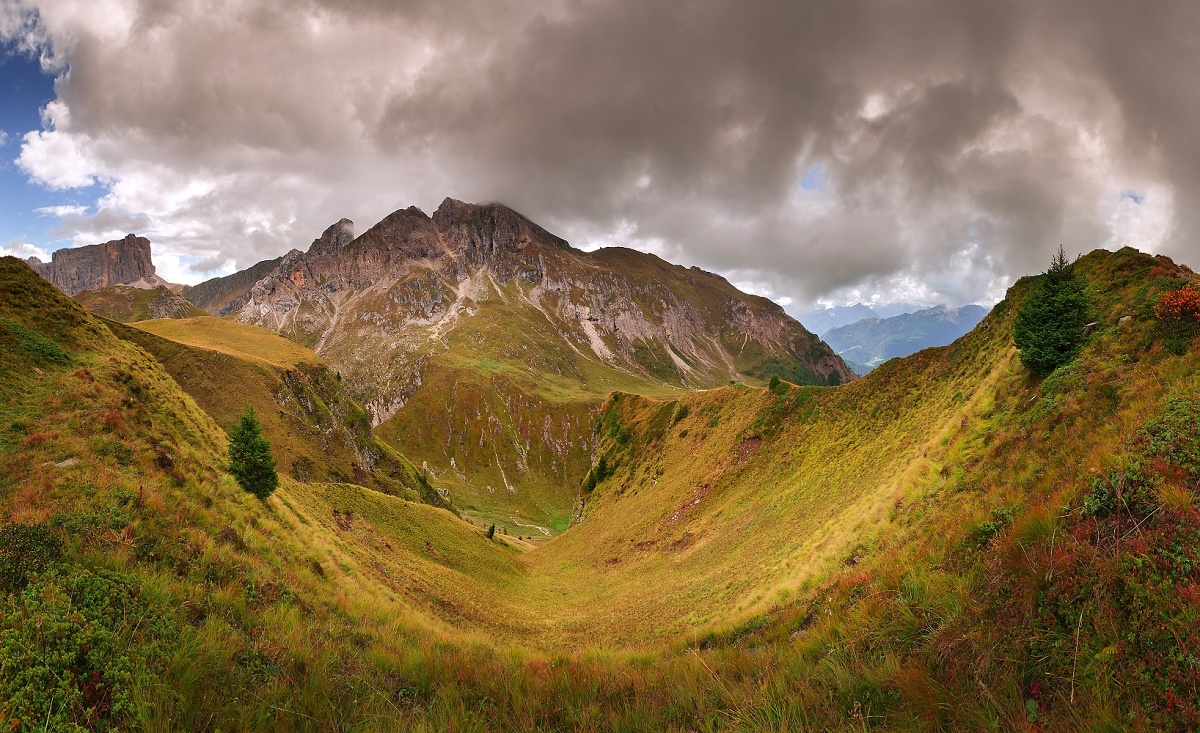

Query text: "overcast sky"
[0, 0, 1196, 311]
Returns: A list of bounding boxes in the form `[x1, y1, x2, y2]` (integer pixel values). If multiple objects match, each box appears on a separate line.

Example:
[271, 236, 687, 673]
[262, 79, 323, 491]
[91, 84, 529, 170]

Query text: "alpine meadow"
[3, 1, 1200, 731]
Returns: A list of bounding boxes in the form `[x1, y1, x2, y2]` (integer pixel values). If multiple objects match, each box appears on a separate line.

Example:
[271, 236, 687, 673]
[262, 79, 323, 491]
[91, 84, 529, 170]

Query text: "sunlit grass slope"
[514, 284, 1012, 646]
[0, 256, 529, 730]
[521, 246, 1200, 729]
[135, 316, 320, 368]
[106, 317, 448, 507]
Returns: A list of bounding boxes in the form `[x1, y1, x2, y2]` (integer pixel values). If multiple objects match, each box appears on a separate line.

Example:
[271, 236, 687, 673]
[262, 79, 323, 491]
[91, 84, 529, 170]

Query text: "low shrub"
[0, 523, 63, 593]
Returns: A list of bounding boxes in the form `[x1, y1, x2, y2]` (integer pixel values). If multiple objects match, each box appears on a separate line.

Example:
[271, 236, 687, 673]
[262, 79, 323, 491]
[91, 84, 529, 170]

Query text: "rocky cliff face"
[182, 256, 284, 316]
[27, 234, 168, 296]
[183, 220, 357, 317]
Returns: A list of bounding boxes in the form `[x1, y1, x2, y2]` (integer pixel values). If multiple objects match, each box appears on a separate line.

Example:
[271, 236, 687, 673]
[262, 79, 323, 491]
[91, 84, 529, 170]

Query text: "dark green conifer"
[228, 406, 279, 498]
[1013, 246, 1091, 376]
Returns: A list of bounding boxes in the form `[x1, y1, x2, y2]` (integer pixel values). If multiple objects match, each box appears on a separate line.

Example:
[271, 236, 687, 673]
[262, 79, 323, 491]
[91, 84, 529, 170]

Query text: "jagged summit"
[432, 197, 571, 253]
[307, 218, 355, 257]
[27, 233, 170, 296]
[225, 197, 854, 413]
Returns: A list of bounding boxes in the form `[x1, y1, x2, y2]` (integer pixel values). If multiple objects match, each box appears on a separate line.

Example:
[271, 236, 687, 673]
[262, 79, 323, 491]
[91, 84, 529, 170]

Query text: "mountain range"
[823, 304, 989, 374]
[4, 208, 1199, 730]
[34, 200, 853, 534]
[798, 301, 926, 334]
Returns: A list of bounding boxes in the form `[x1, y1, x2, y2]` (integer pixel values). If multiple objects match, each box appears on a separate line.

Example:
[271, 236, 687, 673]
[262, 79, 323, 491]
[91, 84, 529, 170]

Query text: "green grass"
[262, 244, 843, 535]
[3, 249, 1200, 730]
[375, 282, 692, 533]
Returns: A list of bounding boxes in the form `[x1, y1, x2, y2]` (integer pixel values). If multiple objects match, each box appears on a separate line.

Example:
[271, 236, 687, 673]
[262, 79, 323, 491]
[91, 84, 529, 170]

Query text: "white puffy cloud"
[17, 100, 106, 189]
[0, 237, 50, 262]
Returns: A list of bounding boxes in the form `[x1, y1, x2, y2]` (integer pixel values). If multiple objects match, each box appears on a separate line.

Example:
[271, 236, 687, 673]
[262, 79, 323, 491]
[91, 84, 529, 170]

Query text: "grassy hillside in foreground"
[2, 248, 1200, 730]
[540, 246, 1200, 728]
[0, 256, 533, 730]
[73, 284, 207, 322]
[106, 317, 449, 507]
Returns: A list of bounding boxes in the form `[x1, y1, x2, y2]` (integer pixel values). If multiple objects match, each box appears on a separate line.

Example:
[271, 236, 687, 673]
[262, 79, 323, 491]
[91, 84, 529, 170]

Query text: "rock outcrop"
[182, 255, 285, 316]
[27, 234, 169, 296]
[182, 220, 356, 316]
[306, 218, 355, 257]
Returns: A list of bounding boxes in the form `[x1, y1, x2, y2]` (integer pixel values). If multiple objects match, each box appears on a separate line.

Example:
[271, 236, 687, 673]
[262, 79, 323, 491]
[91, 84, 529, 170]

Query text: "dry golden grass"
[134, 316, 321, 368]
[3, 248, 1200, 730]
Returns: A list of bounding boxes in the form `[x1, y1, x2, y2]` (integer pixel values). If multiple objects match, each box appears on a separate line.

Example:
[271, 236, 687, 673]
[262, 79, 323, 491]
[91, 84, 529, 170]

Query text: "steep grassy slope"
[131, 316, 321, 368]
[105, 317, 447, 507]
[3, 247, 1200, 731]
[512, 297, 1011, 646]
[0, 256, 528, 730]
[514, 246, 1200, 727]
[375, 277, 686, 534]
[73, 284, 207, 322]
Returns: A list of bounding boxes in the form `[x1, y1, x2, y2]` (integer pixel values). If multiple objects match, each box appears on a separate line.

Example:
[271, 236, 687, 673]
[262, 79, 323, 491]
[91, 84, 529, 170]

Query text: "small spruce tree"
[595, 455, 609, 481]
[487, 524, 496, 540]
[228, 406, 279, 498]
[1013, 245, 1091, 376]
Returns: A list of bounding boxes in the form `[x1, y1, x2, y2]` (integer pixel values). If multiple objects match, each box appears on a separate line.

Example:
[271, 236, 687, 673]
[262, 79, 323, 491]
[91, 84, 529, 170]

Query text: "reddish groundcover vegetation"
[1155, 285, 1200, 324]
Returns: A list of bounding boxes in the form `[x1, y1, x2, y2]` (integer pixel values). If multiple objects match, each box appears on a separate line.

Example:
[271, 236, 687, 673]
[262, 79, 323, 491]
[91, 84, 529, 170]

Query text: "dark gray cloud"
[2, 0, 1194, 306]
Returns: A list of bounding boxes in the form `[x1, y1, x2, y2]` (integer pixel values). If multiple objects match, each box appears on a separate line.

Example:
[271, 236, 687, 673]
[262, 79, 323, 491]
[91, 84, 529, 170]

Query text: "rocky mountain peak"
[27, 234, 168, 296]
[306, 218, 355, 256]
[432, 198, 570, 259]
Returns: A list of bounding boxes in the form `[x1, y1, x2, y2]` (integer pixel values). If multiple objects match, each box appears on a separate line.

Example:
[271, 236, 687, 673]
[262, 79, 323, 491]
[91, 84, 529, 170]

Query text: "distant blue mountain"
[822, 304, 989, 374]
[798, 302, 925, 335]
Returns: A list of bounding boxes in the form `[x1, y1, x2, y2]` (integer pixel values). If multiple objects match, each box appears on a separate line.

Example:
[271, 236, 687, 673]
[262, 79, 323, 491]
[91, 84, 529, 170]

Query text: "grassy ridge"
[134, 316, 321, 368]
[0, 256, 527, 729]
[106, 318, 447, 506]
[2, 249, 1200, 730]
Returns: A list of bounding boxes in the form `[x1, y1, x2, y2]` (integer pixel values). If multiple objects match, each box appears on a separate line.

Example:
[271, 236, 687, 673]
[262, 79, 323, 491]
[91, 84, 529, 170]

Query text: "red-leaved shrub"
[1154, 284, 1200, 323]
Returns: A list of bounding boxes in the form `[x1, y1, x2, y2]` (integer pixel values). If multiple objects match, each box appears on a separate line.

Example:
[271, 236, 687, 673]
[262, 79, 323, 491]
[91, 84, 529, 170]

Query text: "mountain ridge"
[227, 197, 853, 413]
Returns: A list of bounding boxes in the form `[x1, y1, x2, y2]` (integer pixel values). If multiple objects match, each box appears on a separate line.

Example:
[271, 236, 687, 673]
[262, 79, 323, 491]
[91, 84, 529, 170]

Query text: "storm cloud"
[1, 0, 1194, 307]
